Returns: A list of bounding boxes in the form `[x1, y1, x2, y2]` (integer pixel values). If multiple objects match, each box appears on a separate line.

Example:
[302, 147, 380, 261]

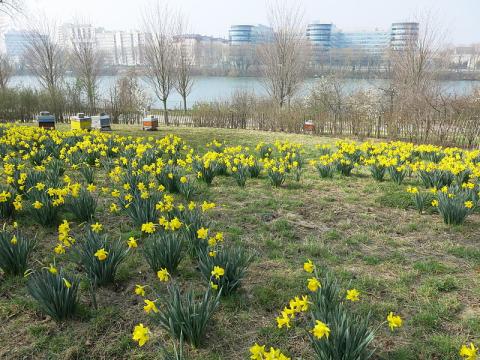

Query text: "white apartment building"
[175, 34, 229, 68]
[60, 23, 148, 67]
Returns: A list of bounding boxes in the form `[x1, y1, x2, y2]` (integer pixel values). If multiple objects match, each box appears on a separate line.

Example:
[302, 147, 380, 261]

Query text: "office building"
[228, 24, 273, 45]
[4, 30, 43, 63]
[391, 22, 420, 50]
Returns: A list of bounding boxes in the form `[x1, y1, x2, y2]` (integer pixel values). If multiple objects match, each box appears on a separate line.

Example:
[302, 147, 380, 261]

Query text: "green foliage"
[436, 186, 475, 225]
[120, 191, 161, 226]
[156, 164, 182, 193]
[0, 229, 35, 276]
[45, 158, 66, 179]
[418, 169, 454, 189]
[309, 273, 375, 360]
[316, 163, 335, 178]
[27, 188, 62, 226]
[231, 163, 250, 187]
[335, 160, 354, 176]
[0, 187, 16, 219]
[143, 231, 184, 274]
[176, 207, 211, 257]
[79, 166, 95, 184]
[27, 269, 79, 321]
[73, 229, 129, 286]
[388, 166, 408, 185]
[193, 159, 217, 185]
[198, 246, 253, 296]
[177, 177, 197, 200]
[257, 143, 273, 158]
[152, 284, 221, 348]
[369, 165, 386, 182]
[266, 168, 286, 187]
[248, 159, 262, 178]
[66, 188, 97, 222]
[411, 191, 433, 213]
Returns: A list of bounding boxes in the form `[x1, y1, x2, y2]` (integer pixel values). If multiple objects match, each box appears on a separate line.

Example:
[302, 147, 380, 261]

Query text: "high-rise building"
[306, 22, 335, 51]
[0, 14, 9, 52]
[4, 30, 43, 63]
[228, 24, 273, 45]
[306, 21, 420, 61]
[59, 23, 148, 66]
[175, 34, 228, 68]
[391, 22, 419, 50]
[94, 28, 118, 65]
[59, 23, 96, 49]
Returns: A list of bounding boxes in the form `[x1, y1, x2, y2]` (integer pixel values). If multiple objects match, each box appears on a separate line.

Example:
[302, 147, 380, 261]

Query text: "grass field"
[1, 124, 479, 360]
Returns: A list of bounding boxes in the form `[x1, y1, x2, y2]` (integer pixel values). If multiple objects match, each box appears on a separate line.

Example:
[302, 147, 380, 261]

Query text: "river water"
[9, 75, 480, 110]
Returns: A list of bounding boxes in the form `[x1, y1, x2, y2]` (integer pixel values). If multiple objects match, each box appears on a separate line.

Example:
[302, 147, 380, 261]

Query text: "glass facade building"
[228, 24, 273, 45]
[4, 31, 44, 63]
[306, 23, 335, 51]
[306, 22, 420, 63]
[391, 22, 419, 50]
[307, 22, 419, 51]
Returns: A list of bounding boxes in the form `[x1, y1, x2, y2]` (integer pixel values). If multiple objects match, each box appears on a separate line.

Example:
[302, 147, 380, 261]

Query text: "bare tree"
[258, 1, 308, 107]
[0, 0, 22, 17]
[106, 69, 150, 124]
[386, 13, 447, 141]
[0, 53, 13, 90]
[174, 18, 194, 114]
[24, 16, 65, 117]
[69, 20, 103, 114]
[143, 2, 180, 125]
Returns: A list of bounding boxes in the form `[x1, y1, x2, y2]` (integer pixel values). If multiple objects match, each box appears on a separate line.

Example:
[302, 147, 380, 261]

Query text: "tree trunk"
[183, 96, 187, 114]
[163, 99, 169, 126]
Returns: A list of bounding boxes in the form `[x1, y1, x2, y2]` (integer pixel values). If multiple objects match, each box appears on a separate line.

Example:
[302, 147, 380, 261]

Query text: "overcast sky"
[6, 0, 480, 45]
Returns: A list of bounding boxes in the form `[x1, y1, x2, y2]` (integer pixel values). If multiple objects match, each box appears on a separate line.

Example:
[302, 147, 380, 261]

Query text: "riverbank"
[9, 75, 480, 110]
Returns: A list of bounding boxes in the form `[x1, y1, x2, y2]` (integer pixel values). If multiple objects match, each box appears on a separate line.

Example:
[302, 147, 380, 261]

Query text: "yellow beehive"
[70, 113, 92, 130]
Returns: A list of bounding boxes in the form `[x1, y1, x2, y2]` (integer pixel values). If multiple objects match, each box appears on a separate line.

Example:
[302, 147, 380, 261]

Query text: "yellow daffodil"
[311, 320, 330, 339]
[157, 268, 170, 282]
[132, 323, 150, 347]
[346, 289, 360, 302]
[387, 312, 403, 331]
[94, 248, 108, 261]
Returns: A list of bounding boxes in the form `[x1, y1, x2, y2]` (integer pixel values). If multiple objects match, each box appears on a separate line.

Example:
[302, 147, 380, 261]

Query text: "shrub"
[143, 231, 184, 274]
[198, 246, 253, 295]
[74, 229, 129, 286]
[152, 284, 221, 348]
[27, 269, 79, 321]
[0, 229, 35, 276]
